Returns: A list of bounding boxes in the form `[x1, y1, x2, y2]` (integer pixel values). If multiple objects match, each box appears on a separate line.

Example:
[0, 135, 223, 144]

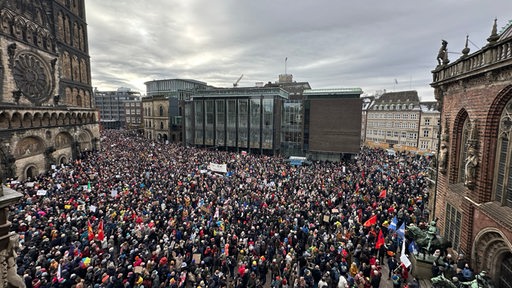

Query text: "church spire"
[487, 18, 500, 44]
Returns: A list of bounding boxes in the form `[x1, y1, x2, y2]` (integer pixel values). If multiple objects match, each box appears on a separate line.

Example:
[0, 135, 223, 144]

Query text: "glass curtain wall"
[194, 101, 203, 145]
[227, 100, 237, 147]
[184, 102, 193, 146]
[281, 100, 303, 156]
[216, 100, 225, 147]
[250, 98, 261, 149]
[205, 100, 214, 145]
[238, 99, 249, 148]
[262, 99, 274, 149]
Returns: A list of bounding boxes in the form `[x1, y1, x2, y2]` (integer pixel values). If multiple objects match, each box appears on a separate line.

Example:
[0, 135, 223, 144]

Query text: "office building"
[93, 87, 141, 129]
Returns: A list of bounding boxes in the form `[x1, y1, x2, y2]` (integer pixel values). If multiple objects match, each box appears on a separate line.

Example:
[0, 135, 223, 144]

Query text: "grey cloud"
[85, 0, 512, 99]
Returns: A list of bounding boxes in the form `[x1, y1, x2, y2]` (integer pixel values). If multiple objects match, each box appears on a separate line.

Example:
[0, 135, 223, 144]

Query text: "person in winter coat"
[337, 274, 349, 288]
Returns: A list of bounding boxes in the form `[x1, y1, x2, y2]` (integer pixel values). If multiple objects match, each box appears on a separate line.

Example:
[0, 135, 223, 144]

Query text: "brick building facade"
[431, 19, 512, 286]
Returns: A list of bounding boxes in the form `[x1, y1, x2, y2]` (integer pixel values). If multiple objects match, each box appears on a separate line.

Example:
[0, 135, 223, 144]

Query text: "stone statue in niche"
[464, 146, 478, 188]
[438, 143, 448, 174]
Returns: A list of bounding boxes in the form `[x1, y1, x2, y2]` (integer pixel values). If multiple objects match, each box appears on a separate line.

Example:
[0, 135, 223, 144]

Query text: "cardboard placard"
[193, 253, 201, 264]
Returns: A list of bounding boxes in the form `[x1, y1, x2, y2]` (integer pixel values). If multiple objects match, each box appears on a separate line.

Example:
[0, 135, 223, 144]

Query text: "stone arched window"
[159, 105, 164, 117]
[80, 58, 88, 84]
[79, 24, 85, 51]
[458, 117, 471, 183]
[73, 21, 79, 48]
[62, 52, 71, 79]
[449, 109, 470, 184]
[72, 55, 80, 81]
[494, 99, 512, 208]
[76, 93, 82, 107]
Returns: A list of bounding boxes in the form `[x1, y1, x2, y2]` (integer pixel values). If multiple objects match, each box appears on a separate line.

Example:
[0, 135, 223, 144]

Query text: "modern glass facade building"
[184, 87, 288, 155]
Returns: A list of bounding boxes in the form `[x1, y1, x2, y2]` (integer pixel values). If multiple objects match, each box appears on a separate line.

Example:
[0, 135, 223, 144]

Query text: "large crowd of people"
[7, 130, 440, 287]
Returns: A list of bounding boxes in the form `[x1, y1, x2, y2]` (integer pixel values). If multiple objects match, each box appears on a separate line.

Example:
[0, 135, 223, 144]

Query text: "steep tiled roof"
[375, 90, 419, 104]
[499, 20, 512, 41]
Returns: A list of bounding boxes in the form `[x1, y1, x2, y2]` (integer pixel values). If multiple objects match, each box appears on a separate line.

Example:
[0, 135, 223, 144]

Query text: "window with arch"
[159, 105, 164, 117]
[494, 100, 512, 208]
[160, 122, 164, 130]
[458, 117, 471, 183]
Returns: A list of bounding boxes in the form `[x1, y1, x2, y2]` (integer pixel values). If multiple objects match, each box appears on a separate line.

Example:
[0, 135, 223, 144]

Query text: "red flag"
[87, 220, 94, 241]
[97, 220, 105, 241]
[375, 229, 385, 249]
[379, 189, 387, 198]
[363, 215, 378, 227]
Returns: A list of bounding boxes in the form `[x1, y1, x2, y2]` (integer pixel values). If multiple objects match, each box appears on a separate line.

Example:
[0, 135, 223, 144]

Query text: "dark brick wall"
[433, 66, 512, 257]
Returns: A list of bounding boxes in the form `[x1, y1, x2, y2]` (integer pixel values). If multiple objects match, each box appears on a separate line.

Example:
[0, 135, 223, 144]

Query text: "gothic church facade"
[0, 0, 99, 181]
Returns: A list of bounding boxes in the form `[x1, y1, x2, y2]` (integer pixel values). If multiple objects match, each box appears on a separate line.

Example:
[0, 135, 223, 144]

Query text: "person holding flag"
[388, 216, 398, 232]
[396, 222, 406, 239]
[87, 219, 94, 241]
[363, 214, 378, 227]
[97, 219, 105, 241]
[408, 240, 419, 255]
[378, 188, 387, 198]
[375, 229, 385, 250]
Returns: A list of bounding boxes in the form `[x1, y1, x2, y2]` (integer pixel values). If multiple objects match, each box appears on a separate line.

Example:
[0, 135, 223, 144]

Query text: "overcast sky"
[85, 1, 512, 101]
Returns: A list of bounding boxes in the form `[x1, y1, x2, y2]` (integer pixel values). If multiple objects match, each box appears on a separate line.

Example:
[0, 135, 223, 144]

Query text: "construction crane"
[233, 74, 244, 87]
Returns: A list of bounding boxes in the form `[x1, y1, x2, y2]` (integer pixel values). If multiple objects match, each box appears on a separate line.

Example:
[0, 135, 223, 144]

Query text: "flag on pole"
[87, 220, 94, 241]
[97, 219, 105, 241]
[363, 215, 378, 227]
[375, 229, 385, 249]
[379, 189, 387, 198]
[388, 216, 398, 231]
[396, 222, 406, 239]
[408, 240, 419, 255]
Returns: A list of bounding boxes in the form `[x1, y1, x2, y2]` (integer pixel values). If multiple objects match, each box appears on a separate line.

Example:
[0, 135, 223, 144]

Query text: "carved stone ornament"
[12, 51, 53, 104]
